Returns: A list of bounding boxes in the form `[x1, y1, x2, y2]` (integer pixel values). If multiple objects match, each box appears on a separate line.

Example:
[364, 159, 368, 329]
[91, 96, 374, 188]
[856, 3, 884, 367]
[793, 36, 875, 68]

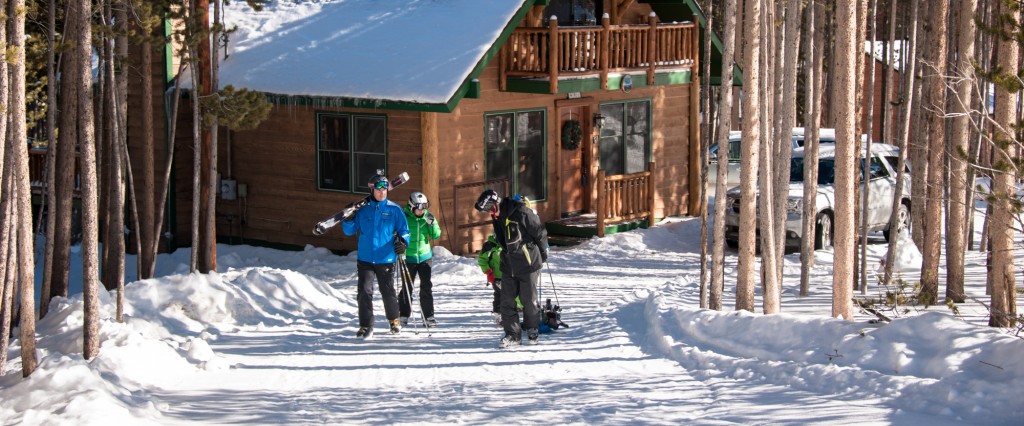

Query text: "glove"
[424, 212, 435, 226]
[394, 238, 407, 254]
[541, 250, 548, 263]
[484, 269, 495, 284]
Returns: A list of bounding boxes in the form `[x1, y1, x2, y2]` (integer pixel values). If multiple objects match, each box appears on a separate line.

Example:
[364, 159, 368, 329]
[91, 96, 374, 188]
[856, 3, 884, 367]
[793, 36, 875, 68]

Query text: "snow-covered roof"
[201, 0, 528, 105]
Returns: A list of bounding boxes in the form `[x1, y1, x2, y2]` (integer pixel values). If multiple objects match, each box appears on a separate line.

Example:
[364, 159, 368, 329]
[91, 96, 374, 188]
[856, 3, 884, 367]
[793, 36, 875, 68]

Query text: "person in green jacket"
[477, 234, 522, 326]
[399, 192, 442, 327]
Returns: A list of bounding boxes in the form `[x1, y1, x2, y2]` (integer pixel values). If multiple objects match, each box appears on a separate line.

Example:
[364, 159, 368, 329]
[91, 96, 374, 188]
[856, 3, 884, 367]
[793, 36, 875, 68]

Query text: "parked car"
[708, 128, 836, 189]
[723, 142, 911, 251]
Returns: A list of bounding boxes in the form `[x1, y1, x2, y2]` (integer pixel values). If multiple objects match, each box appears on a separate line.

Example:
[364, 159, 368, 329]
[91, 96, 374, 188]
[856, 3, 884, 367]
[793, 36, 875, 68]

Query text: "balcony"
[499, 15, 698, 94]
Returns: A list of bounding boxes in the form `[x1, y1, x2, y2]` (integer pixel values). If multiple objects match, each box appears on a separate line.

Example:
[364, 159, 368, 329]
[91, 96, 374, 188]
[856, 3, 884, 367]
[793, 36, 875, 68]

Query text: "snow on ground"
[2, 206, 1023, 425]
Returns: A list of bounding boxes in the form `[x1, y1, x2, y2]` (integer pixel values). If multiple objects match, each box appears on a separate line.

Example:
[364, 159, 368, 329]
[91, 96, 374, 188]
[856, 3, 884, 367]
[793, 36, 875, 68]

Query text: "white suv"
[723, 143, 911, 251]
[709, 128, 836, 189]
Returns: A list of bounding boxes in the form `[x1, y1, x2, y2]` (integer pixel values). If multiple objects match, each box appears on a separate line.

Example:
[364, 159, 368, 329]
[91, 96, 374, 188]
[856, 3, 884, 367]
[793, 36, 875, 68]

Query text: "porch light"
[593, 113, 606, 130]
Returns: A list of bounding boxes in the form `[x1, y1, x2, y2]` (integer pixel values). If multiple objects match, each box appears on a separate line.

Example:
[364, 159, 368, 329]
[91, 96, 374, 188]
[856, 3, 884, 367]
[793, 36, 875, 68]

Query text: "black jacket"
[491, 198, 549, 277]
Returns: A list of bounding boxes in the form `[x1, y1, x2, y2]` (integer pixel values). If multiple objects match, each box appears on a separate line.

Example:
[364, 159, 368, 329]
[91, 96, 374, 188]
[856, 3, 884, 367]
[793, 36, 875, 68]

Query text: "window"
[599, 100, 651, 175]
[485, 109, 547, 201]
[316, 113, 387, 194]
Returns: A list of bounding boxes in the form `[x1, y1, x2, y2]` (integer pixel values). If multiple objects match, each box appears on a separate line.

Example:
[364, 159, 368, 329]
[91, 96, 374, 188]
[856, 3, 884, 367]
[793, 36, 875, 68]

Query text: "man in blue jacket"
[343, 174, 410, 339]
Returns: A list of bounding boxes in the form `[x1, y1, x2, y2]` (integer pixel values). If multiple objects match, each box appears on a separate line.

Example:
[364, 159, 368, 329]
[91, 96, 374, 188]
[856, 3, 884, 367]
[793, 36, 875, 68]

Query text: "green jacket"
[404, 205, 442, 263]
[476, 234, 503, 279]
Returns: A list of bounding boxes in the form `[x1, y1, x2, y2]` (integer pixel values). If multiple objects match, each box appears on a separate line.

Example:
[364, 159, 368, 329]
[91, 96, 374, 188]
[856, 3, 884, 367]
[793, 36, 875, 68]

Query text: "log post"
[549, 16, 559, 94]
[499, 44, 507, 91]
[647, 12, 657, 85]
[601, 14, 610, 90]
[692, 14, 700, 71]
[597, 169, 606, 237]
[689, 75, 701, 215]
[647, 161, 656, 227]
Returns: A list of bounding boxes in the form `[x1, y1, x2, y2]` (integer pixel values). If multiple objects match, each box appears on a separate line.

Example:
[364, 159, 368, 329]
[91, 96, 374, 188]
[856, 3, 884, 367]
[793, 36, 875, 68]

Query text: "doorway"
[558, 105, 590, 216]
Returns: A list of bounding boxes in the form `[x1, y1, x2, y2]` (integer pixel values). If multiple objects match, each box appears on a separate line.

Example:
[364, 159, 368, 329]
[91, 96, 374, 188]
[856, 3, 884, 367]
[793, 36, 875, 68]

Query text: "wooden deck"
[545, 213, 650, 246]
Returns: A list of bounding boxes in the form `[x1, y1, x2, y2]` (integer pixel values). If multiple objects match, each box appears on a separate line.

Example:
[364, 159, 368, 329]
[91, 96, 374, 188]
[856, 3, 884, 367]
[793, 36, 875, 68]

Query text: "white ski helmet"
[408, 192, 429, 210]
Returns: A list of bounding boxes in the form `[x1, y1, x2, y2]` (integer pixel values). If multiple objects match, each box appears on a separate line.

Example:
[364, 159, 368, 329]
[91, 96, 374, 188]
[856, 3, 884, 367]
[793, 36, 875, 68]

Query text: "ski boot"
[356, 327, 373, 339]
[389, 318, 401, 335]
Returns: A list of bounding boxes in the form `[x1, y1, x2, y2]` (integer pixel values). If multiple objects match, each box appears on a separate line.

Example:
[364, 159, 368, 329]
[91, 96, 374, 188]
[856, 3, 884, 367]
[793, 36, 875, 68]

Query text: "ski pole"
[399, 258, 432, 334]
[543, 260, 561, 307]
[396, 260, 419, 333]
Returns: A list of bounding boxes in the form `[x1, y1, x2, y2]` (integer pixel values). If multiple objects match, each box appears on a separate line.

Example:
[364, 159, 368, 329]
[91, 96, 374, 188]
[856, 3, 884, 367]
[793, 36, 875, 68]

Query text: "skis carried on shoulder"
[312, 172, 409, 235]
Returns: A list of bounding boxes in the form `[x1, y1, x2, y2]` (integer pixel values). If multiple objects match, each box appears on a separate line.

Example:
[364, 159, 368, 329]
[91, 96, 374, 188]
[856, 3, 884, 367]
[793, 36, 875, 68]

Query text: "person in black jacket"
[474, 189, 549, 348]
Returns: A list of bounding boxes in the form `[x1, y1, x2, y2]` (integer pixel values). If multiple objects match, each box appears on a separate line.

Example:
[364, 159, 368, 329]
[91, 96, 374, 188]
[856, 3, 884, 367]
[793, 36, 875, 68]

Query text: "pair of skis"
[312, 172, 410, 235]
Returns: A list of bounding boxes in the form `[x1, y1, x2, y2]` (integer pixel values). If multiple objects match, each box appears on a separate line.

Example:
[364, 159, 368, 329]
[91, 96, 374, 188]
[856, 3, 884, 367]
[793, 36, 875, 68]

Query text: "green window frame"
[316, 112, 387, 194]
[598, 99, 651, 175]
[484, 109, 547, 202]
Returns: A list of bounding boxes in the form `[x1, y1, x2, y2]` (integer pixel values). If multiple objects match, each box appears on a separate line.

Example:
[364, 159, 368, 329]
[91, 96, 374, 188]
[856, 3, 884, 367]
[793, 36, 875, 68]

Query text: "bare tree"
[909, 2, 930, 249]
[987, 0, 1018, 328]
[832, 0, 858, 320]
[39, 0, 58, 319]
[712, 0, 737, 311]
[859, 0, 878, 295]
[698, 0, 714, 310]
[52, 3, 80, 309]
[0, 3, 13, 370]
[920, 0, 949, 305]
[883, 0, 919, 288]
[9, 0, 39, 375]
[800, 0, 824, 297]
[737, 0, 761, 313]
[945, 0, 977, 304]
[73, 0, 101, 359]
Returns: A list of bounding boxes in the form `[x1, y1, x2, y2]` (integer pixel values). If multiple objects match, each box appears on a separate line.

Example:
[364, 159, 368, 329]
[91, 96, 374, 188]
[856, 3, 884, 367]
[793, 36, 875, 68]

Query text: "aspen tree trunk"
[698, 0, 714, 310]
[140, 18, 157, 280]
[945, 0, 977, 304]
[884, 0, 919, 287]
[757, 0, 779, 314]
[0, 6, 12, 370]
[988, 0, 1018, 328]
[737, 0, 761, 313]
[190, 57, 202, 273]
[206, 0, 222, 274]
[52, 8, 78, 303]
[75, 0, 101, 360]
[832, 0, 858, 320]
[712, 0, 738, 311]
[859, 0, 878, 295]
[197, 0, 216, 273]
[9, 0, 38, 375]
[40, 0, 57, 319]
[152, 61, 187, 274]
[909, 2, 930, 249]
[800, 0, 824, 297]
[920, 0, 949, 305]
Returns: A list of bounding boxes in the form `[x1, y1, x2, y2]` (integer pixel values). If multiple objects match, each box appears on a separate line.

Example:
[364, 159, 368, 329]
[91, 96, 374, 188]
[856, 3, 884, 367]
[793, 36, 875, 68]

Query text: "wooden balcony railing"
[596, 162, 656, 237]
[28, 148, 81, 195]
[500, 15, 698, 93]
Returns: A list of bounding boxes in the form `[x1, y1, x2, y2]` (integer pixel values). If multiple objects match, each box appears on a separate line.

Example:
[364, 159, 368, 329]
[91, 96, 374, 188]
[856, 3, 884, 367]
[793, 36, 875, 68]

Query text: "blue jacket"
[342, 198, 410, 264]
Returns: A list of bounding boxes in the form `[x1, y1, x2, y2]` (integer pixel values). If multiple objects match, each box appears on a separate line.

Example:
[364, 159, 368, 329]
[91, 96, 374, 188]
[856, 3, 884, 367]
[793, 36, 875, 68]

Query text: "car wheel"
[814, 212, 833, 249]
[883, 203, 910, 242]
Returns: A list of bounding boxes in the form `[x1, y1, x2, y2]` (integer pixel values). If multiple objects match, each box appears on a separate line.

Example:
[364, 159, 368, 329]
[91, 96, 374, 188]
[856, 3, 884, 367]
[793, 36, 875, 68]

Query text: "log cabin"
[125, 0, 731, 255]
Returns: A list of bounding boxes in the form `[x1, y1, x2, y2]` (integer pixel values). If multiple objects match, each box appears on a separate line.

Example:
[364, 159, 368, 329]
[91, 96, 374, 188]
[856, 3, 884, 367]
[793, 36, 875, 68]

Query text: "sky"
[2, 200, 1022, 425]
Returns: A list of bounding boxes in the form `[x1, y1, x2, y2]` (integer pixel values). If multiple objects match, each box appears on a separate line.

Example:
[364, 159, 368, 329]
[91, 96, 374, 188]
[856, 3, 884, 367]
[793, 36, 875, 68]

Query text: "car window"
[789, 157, 836, 185]
[867, 157, 888, 179]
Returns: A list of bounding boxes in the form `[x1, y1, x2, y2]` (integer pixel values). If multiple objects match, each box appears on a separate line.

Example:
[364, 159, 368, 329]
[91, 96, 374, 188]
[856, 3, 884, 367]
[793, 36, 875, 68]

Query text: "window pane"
[354, 153, 386, 194]
[319, 151, 350, 191]
[486, 114, 514, 184]
[599, 104, 624, 175]
[319, 115, 349, 151]
[517, 111, 546, 200]
[354, 116, 386, 153]
[625, 101, 649, 174]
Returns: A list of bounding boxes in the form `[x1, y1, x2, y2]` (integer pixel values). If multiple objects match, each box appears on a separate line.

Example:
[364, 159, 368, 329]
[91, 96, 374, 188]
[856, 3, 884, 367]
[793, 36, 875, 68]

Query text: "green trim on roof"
[504, 69, 692, 94]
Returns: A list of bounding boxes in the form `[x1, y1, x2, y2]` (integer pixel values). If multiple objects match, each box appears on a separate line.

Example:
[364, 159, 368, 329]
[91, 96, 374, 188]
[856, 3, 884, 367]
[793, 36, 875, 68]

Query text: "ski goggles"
[409, 202, 428, 210]
[372, 180, 390, 190]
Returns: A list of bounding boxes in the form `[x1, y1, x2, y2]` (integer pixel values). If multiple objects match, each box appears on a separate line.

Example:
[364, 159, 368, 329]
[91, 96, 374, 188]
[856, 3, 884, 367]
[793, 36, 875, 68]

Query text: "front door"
[559, 106, 589, 216]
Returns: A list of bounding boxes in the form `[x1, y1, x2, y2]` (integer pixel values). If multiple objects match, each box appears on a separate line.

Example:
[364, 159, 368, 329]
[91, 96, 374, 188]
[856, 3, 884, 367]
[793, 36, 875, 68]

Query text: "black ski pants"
[500, 269, 540, 339]
[399, 259, 435, 319]
[356, 261, 399, 329]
